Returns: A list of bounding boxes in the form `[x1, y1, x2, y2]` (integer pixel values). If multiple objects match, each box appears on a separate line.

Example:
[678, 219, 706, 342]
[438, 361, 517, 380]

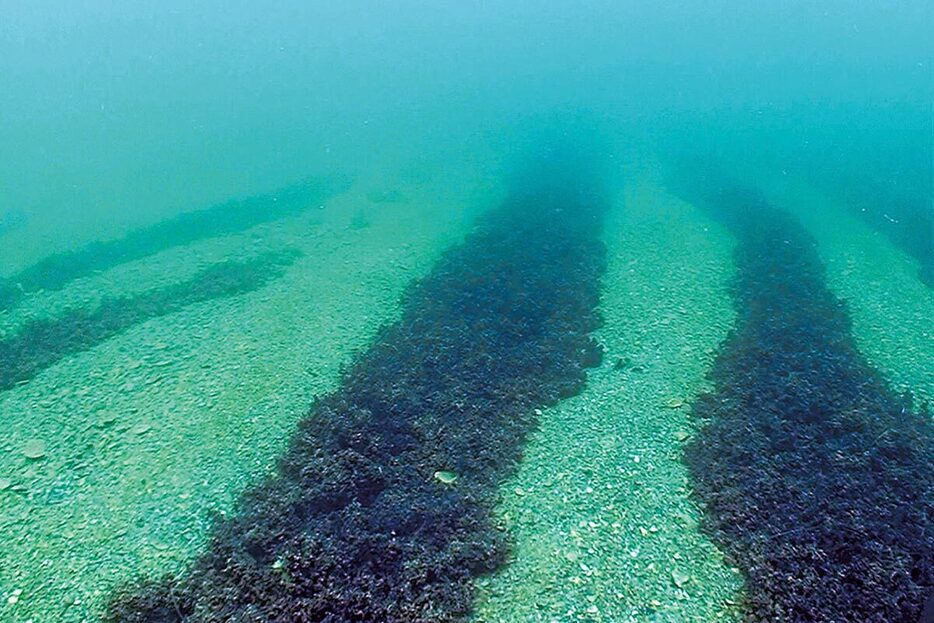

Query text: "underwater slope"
[0, 175, 349, 311]
[108, 159, 609, 622]
[679, 183, 934, 622]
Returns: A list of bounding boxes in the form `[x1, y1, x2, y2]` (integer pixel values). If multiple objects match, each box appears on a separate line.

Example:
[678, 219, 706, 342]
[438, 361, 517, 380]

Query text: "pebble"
[22, 439, 47, 459]
[0, 478, 11, 491]
[131, 423, 152, 435]
[671, 569, 691, 588]
[97, 412, 119, 427]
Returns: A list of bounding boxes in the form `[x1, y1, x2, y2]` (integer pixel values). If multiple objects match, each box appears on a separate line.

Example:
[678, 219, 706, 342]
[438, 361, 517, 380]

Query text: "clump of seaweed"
[0, 250, 301, 392]
[676, 176, 934, 623]
[0, 175, 349, 312]
[107, 159, 609, 622]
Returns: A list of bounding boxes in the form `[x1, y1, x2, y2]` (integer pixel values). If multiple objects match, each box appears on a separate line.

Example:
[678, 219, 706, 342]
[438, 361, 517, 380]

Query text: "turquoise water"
[1, 3, 931, 622]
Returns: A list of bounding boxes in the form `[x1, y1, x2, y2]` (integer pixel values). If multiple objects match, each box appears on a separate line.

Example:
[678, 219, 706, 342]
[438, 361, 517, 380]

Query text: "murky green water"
[1, 3, 931, 622]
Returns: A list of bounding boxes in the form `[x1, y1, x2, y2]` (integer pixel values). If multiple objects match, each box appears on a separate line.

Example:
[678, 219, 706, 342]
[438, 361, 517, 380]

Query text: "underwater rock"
[22, 439, 47, 460]
[130, 423, 151, 436]
[671, 569, 691, 589]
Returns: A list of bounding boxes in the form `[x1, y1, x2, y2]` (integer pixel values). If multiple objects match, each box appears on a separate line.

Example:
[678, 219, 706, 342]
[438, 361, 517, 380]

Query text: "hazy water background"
[2, 0, 929, 273]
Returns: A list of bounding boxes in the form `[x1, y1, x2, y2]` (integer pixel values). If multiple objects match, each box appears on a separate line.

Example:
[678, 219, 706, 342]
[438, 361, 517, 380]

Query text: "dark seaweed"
[0, 175, 348, 311]
[676, 178, 934, 622]
[106, 162, 608, 622]
[0, 250, 300, 392]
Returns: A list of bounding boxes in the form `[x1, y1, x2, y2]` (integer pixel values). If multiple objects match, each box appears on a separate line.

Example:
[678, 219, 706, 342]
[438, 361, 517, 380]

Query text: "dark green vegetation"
[676, 178, 934, 622]
[0, 175, 348, 311]
[0, 250, 300, 392]
[106, 157, 608, 623]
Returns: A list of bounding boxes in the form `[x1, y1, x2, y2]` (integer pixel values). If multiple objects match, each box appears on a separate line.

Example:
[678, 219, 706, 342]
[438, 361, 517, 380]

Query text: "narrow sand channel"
[472, 164, 743, 623]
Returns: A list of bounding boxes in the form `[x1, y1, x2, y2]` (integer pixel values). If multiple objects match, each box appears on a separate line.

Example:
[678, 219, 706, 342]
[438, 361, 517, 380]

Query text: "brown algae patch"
[471, 168, 743, 623]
